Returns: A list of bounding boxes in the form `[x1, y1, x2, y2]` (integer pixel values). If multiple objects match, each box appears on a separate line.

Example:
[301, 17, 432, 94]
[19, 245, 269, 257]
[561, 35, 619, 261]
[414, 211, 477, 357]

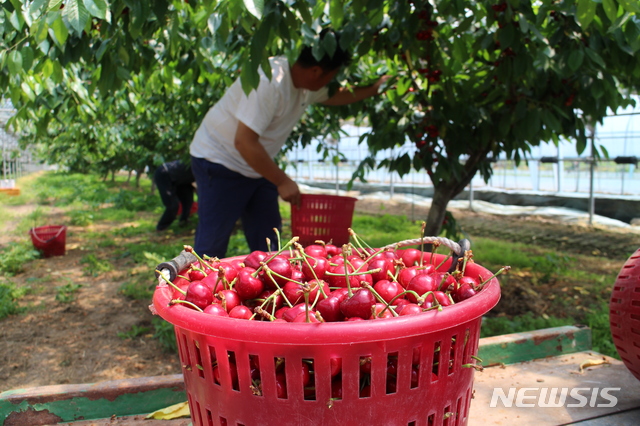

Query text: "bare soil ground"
[1, 198, 638, 393]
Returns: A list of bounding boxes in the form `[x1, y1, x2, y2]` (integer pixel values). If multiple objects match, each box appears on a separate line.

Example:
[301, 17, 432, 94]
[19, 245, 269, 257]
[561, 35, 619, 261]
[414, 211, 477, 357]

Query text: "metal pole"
[588, 130, 596, 226]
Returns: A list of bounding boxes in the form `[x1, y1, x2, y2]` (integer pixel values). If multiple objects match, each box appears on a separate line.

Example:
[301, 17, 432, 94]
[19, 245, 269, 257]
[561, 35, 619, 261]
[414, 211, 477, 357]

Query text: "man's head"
[292, 29, 351, 91]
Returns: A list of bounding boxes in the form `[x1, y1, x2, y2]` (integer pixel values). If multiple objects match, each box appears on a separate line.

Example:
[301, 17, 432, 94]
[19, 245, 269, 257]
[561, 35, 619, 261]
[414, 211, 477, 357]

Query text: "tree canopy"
[1, 0, 639, 234]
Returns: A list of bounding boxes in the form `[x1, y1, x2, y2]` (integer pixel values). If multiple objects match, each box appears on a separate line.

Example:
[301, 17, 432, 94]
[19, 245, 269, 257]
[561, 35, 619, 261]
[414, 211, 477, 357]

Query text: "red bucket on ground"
[610, 248, 640, 381]
[291, 194, 357, 246]
[177, 201, 198, 216]
[153, 252, 501, 426]
[29, 225, 67, 258]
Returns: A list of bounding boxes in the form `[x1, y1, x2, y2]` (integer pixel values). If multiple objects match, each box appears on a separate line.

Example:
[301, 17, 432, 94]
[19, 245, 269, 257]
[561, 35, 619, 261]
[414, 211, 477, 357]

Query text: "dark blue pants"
[155, 167, 194, 231]
[191, 156, 281, 258]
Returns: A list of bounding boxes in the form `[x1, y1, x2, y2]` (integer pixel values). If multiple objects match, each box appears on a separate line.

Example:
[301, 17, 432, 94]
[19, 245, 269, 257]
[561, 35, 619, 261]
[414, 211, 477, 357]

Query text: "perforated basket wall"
[610, 248, 640, 381]
[153, 253, 501, 426]
[290, 194, 357, 246]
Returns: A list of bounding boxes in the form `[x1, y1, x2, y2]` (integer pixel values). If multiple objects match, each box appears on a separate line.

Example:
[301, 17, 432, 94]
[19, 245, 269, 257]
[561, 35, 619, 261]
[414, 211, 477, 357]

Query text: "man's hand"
[321, 74, 395, 106]
[277, 177, 301, 208]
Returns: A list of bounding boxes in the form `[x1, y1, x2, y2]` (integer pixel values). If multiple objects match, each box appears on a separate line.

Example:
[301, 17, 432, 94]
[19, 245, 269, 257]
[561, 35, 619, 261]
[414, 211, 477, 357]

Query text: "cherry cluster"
[160, 237, 501, 323]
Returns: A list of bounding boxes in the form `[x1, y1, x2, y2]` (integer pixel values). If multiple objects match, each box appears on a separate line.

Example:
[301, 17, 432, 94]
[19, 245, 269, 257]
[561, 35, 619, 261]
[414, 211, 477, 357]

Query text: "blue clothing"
[191, 157, 281, 258]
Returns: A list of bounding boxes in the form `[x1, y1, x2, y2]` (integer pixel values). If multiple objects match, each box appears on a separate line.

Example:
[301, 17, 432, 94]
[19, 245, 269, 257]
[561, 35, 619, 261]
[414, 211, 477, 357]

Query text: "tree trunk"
[424, 146, 492, 237]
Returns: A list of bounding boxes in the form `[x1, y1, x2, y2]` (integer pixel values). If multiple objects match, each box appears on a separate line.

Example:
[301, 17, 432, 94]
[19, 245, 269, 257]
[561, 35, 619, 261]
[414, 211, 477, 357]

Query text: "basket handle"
[155, 250, 198, 282]
[30, 226, 66, 244]
[381, 236, 471, 274]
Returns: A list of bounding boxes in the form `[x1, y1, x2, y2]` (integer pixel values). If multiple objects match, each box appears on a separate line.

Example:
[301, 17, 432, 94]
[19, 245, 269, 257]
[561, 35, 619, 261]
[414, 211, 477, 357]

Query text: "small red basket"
[291, 194, 357, 246]
[177, 201, 198, 216]
[29, 225, 67, 258]
[610, 248, 640, 381]
[153, 252, 501, 426]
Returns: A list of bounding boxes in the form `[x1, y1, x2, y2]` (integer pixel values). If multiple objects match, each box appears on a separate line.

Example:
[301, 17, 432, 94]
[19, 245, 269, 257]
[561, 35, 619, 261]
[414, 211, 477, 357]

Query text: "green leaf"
[568, 49, 584, 72]
[576, 0, 597, 29]
[62, 0, 90, 35]
[7, 51, 23, 75]
[541, 109, 562, 133]
[618, 0, 640, 13]
[9, 10, 24, 31]
[329, 0, 344, 29]
[240, 60, 260, 95]
[321, 31, 337, 58]
[396, 76, 411, 96]
[31, 18, 49, 44]
[601, 0, 618, 23]
[243, 0, 264, 19]
[21, 46, 34, 71]
[584, 48, 606, 68]
[84, 0, 109, 20]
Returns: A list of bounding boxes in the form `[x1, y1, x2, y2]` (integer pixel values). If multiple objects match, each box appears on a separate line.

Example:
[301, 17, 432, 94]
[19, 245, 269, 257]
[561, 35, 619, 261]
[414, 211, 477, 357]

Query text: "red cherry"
[373, 280, 404, 305]
[282, 303, 308, 322]
[330, 357, 342, 377]
[304, 244, 327, 258]
[292, 311, 320, 323]
[424, 290, 452, 307]
[275, 373, 287, 398]
[406, 274, 437, 303]
[301, 256, 329, 280]
[244, 250, 268, 269]
[259, 289, 284, 312]
[184, 281, 214, 309]
[229, 305, 253, 319]
[324, 244, 341, 256]
[367, 258, 395, 283]
[399, 303, 423, 316]
[399, 248, 423, 267]
[203, 303, 229, 317]
[453, 283, 477, 302]
[397, 265, 421, 288]
[235, 267, 265, 300]
[217, 289, 241, 312]
[373, 303, 394, 319]
[340, 288, 376, 319]
[188, 268, 206, 281]
[316, 296, 344, 322]
[262, 255, 292, 289]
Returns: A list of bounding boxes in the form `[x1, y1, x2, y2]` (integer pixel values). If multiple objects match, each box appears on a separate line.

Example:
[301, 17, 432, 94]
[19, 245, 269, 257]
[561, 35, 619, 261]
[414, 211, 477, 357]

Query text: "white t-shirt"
[190, 56, 330, 178]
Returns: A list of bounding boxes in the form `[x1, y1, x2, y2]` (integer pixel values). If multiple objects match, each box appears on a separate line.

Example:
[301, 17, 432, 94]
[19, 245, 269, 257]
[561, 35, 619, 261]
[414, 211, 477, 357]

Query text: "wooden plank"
[469, 351, 640, 426]
[0, 188, 20, 196]
[0, 375, 186, 425]
[477, 325, 592, 366]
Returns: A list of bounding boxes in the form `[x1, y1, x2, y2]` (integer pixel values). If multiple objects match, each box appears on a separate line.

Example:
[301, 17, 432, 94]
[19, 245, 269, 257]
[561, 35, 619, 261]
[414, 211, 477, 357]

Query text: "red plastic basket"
[177, 201, 199, 216]
[290, 194, 357, 247]
[610, 248, 640, 381]
[152, 252, 501, 426]
[28, 225, 67, 258]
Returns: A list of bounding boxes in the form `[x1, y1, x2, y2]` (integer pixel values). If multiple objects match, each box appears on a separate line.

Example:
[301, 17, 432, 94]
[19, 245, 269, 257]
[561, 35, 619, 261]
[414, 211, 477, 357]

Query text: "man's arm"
[234, 121, 301, 207]
[321, 75, 392, 106]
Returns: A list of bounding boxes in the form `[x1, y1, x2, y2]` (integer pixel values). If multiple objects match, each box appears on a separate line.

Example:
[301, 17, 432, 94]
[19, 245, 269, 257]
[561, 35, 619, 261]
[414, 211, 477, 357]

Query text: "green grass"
[0, 280, 30, 319]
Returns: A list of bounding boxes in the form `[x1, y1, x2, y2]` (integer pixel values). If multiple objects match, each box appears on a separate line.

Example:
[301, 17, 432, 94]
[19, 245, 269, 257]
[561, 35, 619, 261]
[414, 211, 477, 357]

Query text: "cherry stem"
[477, 266, 511, 291]
[156, 269, 187, 296]
[348, 228, 374, 254]
[183, 245, 209, 271]
[253, 306, 275, 321]
[253, 236, 299, 277]
[169, 299, 203, 312]
[341, 246, 354, 297]
[273, 227, 282, 252]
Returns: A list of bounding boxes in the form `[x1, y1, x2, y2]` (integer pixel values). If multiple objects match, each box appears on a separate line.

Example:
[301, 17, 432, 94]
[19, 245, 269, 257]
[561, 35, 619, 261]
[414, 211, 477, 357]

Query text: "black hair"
[296, 29, 352, 72]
